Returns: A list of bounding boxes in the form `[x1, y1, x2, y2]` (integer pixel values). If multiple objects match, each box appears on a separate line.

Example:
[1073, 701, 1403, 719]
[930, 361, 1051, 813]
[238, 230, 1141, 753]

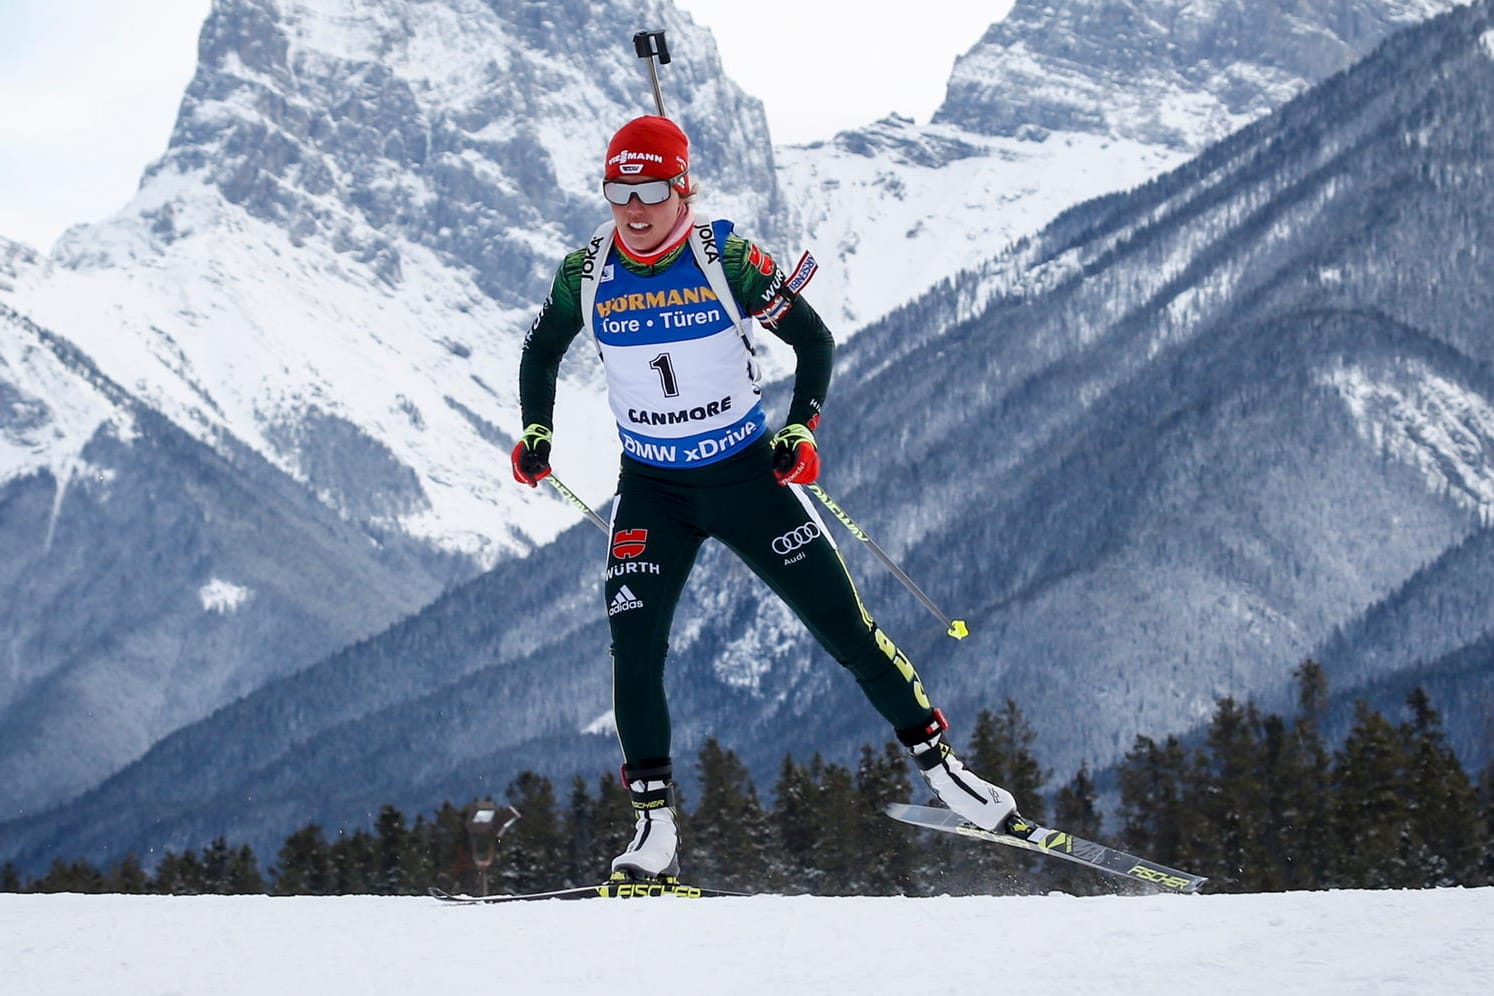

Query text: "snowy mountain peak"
[777, 0, 1465, 336]
[13, 0, 780, 566]
[0, 305, 132, 496]
[0, 237, 39, 293]
[935, 0, 1463, 150]
[87, 0, 779, 302]
[822, 113, 985, 169]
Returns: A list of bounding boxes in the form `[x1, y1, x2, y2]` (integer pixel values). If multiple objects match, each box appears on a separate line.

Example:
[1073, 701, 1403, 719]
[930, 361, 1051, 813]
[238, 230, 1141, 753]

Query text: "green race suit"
[519, 222, 938, 767]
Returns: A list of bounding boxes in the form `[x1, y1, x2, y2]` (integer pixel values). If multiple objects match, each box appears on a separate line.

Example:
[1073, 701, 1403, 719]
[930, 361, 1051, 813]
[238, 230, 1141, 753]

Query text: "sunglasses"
[601, 176, 682, 206]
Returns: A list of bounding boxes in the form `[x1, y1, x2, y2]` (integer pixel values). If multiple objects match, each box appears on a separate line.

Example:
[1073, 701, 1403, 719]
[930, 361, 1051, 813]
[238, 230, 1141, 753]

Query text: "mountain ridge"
[5, 0, 1491, 872]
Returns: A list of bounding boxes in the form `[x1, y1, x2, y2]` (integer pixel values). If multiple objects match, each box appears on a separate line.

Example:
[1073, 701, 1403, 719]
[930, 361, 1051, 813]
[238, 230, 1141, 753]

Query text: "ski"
[430, 884, 599, 904]
[429, 878, 749, 904]
[886, 803, 1208, 894]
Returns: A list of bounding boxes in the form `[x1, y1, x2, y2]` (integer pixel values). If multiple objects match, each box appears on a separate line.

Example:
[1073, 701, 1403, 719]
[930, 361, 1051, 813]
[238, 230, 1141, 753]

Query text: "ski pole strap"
[804, 483, 969, 640]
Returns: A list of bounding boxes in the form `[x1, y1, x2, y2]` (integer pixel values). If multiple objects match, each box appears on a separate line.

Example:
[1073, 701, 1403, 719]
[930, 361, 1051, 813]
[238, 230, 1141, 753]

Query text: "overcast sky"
[0, 1, 1008, 253]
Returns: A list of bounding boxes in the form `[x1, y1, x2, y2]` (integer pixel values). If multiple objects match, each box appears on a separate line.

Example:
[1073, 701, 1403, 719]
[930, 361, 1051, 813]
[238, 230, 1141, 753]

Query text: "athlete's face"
[608, 181, 681, 254]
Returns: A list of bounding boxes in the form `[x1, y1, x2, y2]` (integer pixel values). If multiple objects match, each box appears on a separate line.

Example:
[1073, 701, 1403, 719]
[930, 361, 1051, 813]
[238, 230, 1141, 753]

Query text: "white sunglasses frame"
[601, 175, 683, 206]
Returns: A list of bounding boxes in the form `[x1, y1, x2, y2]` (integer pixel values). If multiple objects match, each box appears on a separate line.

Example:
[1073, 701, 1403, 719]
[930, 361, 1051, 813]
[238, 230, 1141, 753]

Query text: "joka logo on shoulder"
[612, 528, 648, 559]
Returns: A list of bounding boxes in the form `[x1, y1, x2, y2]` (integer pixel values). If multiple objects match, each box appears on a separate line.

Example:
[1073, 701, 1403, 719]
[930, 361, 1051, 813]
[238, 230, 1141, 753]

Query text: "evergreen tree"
[1478, 762, 1494, 887]
[33, 857, 106, 894]
[558, 774, 631, 885]
[27, 668, 1480, 901]
[1254, 713, 1293, 891]
[330, 828, 377, 894]
[1050, 763, 1108, 895]
[807, 757, 861, 895]
[968, 701, 1050, 823]
[107, 853, 151, 894]
[958, 703, 1051, 894]
[1278, 661, 1335, 890]
[226, 845, 266, 895]
[1054, 763, 1103, 839]
[689, 739, 769, 892]
[374, 805, 410, 895]
[562, 775, 602, 887]
[401, 813, 439, 893]
[499, 772, 567, 893]
[894, 736, 961, 896]
[422, 802, 472, 894]
[201, 837, 235, 894]
[1332, 701, 1411, 888]
[769, 754, 818, 892]
[1195, 697, 1269, 892]
[1118, 734, 1207, 875]
[1398, 689, 1482, 886]
[854, 742, 917, 896]
[954, 711, 1019, 893]
[592, 774, 634, 877]
[272, 823, 334, 896]
[153, 849, 206, 895]
[0, 861, 20, 892]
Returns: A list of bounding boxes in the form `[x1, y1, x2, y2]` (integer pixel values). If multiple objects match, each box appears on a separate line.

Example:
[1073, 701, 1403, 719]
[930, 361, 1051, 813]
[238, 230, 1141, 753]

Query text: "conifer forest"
[6, 664, 1490, 898]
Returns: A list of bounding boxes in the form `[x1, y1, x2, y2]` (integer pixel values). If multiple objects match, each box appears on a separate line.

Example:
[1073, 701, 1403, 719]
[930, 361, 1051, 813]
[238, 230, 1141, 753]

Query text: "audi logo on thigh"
[771, 523, 821, 555]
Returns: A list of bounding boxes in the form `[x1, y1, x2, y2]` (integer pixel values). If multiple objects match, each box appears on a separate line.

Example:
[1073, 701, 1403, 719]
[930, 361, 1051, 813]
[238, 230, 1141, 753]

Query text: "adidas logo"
[608, 585, 644, 616]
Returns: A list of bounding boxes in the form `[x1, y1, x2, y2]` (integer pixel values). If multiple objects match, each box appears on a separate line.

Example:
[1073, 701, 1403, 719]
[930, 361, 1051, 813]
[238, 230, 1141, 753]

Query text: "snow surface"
[4, 888, 1491, 994]
[1320, 359, 1494, 522]
[198, 577, 253, 614]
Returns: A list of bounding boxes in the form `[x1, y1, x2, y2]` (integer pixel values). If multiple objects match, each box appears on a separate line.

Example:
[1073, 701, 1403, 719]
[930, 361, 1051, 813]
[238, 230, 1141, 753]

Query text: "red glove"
[511, 424, 552, 487]
[770, 422, 819, 485]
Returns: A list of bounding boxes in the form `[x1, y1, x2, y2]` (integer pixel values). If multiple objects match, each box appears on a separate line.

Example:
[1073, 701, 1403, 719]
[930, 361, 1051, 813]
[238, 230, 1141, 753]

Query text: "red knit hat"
[605, 115, 690, 186]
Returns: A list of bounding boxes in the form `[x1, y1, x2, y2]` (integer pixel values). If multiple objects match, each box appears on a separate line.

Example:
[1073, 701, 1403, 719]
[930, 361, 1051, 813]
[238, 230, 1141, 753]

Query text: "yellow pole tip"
[948, 620, 969, 640]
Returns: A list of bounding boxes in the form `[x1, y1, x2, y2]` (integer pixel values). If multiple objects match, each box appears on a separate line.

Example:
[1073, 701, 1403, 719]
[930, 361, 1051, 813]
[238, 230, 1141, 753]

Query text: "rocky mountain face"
[0, 238, 38, 292]
[0, 0, 775, 817]
[789, 0, 1460, 333]
[936, 0, 1455, 147]
[834, 0, 1494, 766]
[139, 0, 780, 308]
[0, 304, 451, 813]
[5, 0, 1490, 873]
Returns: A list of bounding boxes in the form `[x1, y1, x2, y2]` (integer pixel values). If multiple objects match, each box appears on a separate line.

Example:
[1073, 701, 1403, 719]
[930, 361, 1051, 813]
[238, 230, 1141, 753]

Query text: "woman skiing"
[514, 115, 1015, 881]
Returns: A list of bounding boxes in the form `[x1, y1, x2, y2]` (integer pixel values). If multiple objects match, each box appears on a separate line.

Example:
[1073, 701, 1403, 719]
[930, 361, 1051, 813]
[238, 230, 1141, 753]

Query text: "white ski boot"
[899, 712, 1017, 831]
[611, 764, 680, 881]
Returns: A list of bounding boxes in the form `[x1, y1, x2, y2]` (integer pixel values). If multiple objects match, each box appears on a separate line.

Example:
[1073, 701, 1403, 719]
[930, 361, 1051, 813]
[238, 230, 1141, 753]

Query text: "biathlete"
[514, 115, 1015, 880]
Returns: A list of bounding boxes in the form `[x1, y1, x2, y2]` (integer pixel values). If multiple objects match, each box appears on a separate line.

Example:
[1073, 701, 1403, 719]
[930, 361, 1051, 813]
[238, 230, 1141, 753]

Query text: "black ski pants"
[604, 440, 936, 768]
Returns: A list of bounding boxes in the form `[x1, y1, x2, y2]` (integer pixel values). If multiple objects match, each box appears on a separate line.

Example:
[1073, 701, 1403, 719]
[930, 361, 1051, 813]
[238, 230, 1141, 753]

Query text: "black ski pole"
[633, 29, 671, 116]
[546, 474, 609, 534]
[804, 483, 969, 640]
